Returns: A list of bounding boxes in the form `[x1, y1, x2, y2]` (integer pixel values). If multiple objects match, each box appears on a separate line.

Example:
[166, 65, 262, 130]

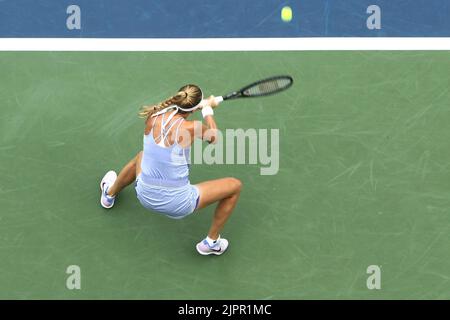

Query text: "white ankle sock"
[206, 236, 220, 246]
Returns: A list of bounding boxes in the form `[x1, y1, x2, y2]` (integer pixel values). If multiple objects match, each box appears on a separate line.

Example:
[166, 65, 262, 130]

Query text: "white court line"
[0, 38, 449, 51]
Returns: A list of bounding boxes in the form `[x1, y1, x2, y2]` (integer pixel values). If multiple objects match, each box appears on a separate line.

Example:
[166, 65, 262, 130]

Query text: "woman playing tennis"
[99, 84, 242, 256]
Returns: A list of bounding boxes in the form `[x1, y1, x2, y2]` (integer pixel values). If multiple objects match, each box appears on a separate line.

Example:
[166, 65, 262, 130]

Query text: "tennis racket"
[201, 75, 294, 106]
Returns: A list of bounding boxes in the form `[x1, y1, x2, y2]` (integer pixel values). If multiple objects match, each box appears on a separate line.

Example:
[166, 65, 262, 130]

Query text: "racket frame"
[202, 75, 293, 106]
[223, 75, 294, 101]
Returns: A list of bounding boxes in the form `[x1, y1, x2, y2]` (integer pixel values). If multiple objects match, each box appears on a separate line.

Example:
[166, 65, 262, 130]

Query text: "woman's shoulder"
[181, 118, 198, 131]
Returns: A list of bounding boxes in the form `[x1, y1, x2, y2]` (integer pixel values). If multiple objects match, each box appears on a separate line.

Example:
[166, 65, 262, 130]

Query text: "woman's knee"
[134, 151, 143, 166]
[135, 151, 143, 175]
[227, 177, 242, 193]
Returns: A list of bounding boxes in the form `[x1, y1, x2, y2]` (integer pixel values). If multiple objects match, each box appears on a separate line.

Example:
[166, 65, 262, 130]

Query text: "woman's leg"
[195, 177, 242, 240]
[108, 151, 143, 196]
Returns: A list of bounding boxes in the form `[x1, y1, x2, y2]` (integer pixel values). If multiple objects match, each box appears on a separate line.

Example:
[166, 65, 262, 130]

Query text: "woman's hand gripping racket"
[201, 75, 294, 107]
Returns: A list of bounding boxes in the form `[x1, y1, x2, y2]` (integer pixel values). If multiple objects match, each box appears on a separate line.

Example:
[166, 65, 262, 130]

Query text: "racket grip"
[200, 96, 224, 107]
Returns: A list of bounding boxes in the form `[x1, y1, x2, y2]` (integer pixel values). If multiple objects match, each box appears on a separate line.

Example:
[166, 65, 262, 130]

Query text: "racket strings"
[244, 78, 292, 96]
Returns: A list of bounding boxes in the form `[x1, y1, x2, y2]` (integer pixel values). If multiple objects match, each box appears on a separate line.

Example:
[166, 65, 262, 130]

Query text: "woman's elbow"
[204, 128, 219, 144]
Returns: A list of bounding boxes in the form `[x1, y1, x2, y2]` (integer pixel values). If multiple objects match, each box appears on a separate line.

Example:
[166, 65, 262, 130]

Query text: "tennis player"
[99, 84, 241, 256]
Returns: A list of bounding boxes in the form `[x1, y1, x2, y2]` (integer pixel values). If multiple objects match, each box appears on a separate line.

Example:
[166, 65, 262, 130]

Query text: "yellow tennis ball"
[281, 6, 293, 22]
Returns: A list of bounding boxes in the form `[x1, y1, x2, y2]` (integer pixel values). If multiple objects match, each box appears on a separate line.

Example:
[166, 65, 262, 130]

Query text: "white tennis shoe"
[100, 170, 117, 209]
[196, 236, 229, 256]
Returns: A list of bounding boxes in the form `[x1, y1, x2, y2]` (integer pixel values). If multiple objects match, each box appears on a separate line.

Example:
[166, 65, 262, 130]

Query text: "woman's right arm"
[194, 95, 220, 144]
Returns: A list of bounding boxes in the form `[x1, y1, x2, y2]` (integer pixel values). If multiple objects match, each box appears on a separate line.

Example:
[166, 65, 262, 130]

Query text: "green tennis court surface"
[0, 52, 449, 299]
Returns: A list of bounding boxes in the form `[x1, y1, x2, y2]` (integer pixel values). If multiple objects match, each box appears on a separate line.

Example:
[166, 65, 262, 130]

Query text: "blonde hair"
[139, 84, 203, 118]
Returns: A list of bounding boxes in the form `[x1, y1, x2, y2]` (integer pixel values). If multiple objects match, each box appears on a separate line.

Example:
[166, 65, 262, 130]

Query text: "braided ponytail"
[139, 85, 202, 118]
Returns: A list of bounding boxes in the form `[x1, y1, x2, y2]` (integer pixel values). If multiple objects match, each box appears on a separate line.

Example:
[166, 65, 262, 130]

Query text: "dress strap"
[175, 118, 185, 143]
[150, 114, 158, 134]
[151, 114, 158, 127]
[161, 117, 184, 146]
[153, 112, 166, 142]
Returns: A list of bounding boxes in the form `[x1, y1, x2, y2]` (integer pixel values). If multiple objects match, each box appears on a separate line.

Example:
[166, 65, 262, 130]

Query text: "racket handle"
[200, 96, 224, 107]
[215, 96, 224, 104]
